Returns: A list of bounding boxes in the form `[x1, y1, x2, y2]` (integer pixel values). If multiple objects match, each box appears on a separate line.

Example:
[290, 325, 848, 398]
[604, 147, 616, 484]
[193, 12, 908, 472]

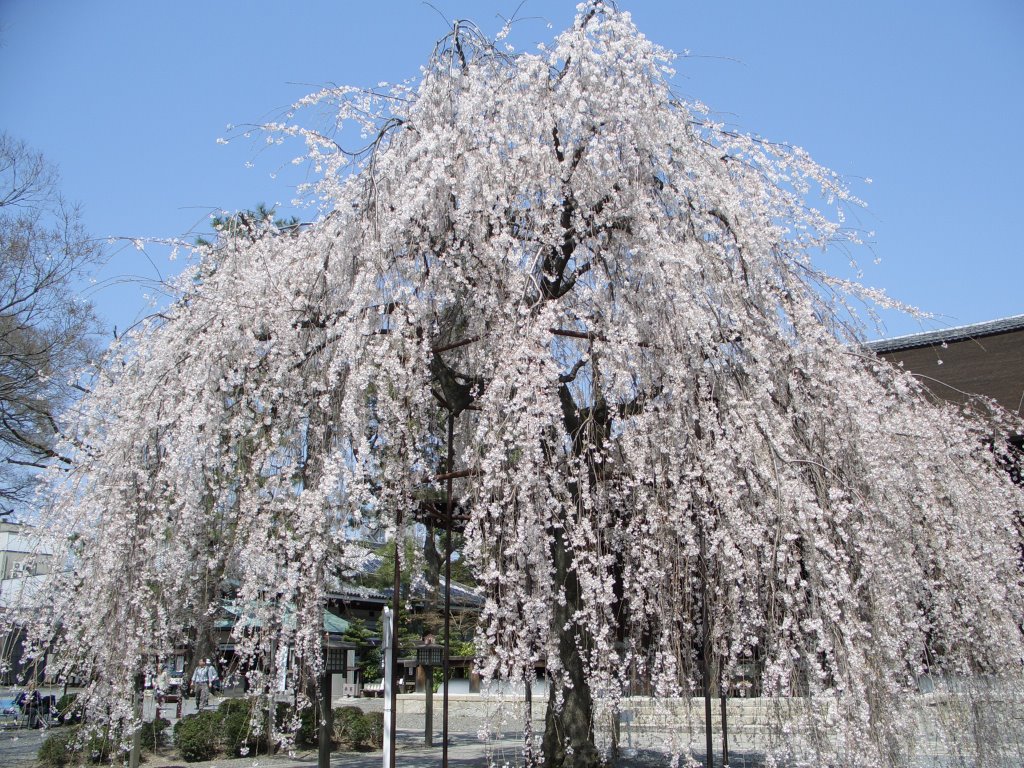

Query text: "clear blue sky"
[2, 0, 1022, 341]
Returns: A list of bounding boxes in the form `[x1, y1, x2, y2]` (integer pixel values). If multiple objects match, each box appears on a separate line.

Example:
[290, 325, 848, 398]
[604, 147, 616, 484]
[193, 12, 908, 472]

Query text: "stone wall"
[391, 691, 1024, 758]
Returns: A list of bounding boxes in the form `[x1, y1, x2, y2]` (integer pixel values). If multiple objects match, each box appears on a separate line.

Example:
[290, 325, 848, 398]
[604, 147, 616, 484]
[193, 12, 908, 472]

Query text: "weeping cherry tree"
[14, 4, 1024, 766]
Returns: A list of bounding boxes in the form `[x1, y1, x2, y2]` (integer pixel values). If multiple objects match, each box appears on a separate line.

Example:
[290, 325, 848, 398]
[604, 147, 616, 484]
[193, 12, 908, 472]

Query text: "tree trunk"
[542, 528, 601, 768]
[187, 611, 217, 692]
[423, 521, 441, 603]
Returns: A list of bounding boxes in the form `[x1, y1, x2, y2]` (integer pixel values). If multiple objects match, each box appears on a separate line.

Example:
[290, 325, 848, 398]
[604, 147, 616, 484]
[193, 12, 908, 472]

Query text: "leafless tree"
[0, 133, 100, 517]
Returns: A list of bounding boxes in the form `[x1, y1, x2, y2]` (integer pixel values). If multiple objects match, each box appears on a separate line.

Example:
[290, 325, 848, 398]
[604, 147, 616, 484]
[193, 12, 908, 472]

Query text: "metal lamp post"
[416, 642, 445, 746]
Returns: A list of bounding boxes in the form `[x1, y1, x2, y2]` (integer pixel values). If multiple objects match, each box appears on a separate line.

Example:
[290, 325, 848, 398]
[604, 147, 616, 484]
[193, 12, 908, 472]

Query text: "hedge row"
[37, 717, 171, 768]
[176, 700, 384, 762]
[37, 699, 384, 765]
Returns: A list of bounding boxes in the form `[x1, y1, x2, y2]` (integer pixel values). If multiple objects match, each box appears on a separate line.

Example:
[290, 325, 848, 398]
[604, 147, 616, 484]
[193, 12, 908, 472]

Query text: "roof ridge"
[867, 314, 1024, 353]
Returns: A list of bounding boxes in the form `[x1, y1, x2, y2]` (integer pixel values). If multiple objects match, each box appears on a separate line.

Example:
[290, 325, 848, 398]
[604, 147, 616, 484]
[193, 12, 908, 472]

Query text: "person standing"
[154, 664, 170, 704]
[208, 658, 220, 692]
[190, 658, 217, 710]
[15, 684, 41, 729]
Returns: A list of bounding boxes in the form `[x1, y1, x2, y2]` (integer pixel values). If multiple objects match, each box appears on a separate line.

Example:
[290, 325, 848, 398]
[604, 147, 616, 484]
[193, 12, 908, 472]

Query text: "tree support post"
[129, 672, 143, 768]
[318, 670, 333, 768]
[700, 531, 714, 768]
[720, 667, 729, 768]
[703, 668, 713, 767]
[385, 507, 402, 768]
[524, 678, 534, 767]
[442, 411, 454, 768]
[424, 663, 434, 747]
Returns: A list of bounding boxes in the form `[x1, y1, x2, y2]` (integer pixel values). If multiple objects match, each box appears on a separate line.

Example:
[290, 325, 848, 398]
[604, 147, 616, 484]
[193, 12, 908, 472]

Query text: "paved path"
[0, 725, 46, 768]
[0, 692, 981, 767]
[0, 723, 762, 768]
[0, 691, 766, 767]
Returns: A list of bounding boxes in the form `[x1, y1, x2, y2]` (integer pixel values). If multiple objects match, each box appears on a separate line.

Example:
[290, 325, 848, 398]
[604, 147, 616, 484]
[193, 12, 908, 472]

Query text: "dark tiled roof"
[327, 547, 483, 608]
[866, 314, 1024, 354]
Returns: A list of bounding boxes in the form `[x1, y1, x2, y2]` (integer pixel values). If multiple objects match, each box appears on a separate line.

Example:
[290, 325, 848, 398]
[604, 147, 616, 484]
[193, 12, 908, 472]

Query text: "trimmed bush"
[82, 726, 117, 764]
[54, 693, 82, 725]
[296, 704, 319, 747]
[139, 716, 171, 752]
[43, 713, 206, 765]
[274, 701, 319, 748]
[173, 709, 222, 762]
[37, 729, 77, 768]
[362, 710, 384, 749]
[333, 706, 383, 750]
[219, 698, 271, 756]
[38, 724, 132, 766]
[38, 726, 115, 766]
[332, 705, 362, 746]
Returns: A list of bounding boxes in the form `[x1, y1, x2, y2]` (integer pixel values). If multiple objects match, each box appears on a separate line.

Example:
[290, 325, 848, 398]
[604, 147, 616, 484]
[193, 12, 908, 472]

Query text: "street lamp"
[416, 641, 446, 746]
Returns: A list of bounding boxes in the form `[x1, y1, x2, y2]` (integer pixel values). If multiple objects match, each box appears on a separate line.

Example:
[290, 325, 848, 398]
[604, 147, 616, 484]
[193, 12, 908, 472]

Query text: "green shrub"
[332, 705, 361, 745]
[449, 638, 476, 657]
[40, 717, 171, 766]
[363, 710, 384, 749]
[54, 693, 82, 725]
[333, 706, 383, 750]
[219, 698, 271, 756]
[173, 710, 222, 762]
[274, 701, 319, 748]
[218, 697, 251, 715]
[347, 716, 374, 750]
[37, 729, 77, 768]
[139, 716, 171, 752]
[38, 725, 118, 766]
[82, 726, 118, 764]
[297, 704, 319, 747]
